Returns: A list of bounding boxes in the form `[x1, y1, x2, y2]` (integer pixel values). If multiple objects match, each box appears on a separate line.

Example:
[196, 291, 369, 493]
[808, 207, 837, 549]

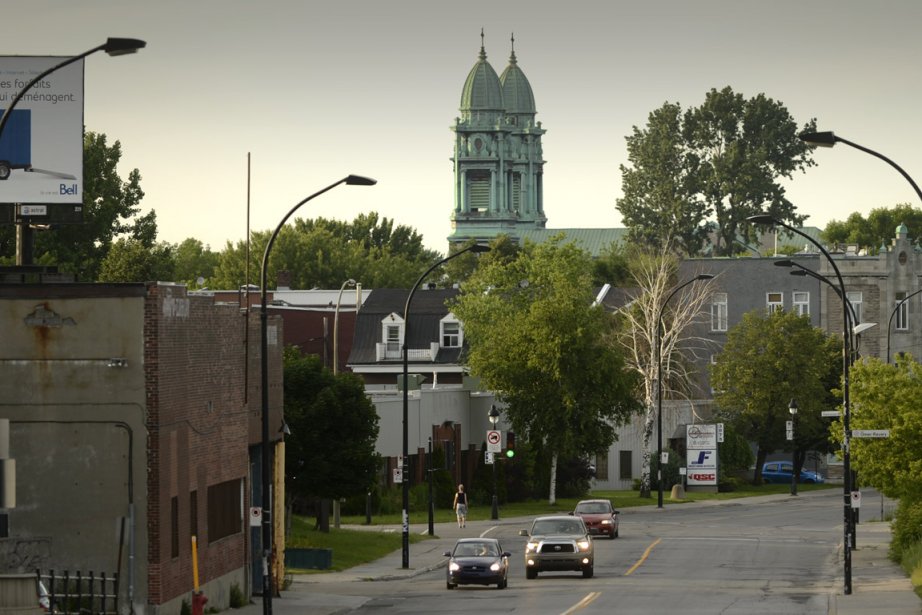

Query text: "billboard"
[686, 424, 718, 487]
[0, 56, 84, 204]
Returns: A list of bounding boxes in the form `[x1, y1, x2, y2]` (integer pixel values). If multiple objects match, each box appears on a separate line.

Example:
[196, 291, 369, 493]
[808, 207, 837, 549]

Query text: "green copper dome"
[500, 45, 535, 114]
[460, 40, 503, 113]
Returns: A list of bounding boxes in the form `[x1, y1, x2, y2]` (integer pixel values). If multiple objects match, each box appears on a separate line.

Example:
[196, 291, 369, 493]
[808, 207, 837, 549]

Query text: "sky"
[4, 1, 922, 255]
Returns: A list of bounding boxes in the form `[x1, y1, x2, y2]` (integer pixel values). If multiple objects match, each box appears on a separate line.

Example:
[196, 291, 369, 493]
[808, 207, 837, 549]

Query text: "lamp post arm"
[0, 46, 104, 139]
[834, 136, 922, 205]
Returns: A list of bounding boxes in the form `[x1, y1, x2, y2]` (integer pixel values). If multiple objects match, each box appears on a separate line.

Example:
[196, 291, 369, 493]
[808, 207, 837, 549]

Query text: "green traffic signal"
[506, 449, 515, 458]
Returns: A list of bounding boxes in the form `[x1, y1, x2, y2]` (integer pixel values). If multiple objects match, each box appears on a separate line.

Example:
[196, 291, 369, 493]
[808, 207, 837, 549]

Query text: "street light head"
[695, 274, 715, 281]
[789, 398, 798, 415]
[790, 270, 808, 277]
[747, 214, 778, 226]
[488, 405, 500, 425]
[799, 131, 837, 148]
[345, 174, 377, 186]
[773, 260, 795, 268]
[468, 243, 491, 254]
[104, 38, 146, 56]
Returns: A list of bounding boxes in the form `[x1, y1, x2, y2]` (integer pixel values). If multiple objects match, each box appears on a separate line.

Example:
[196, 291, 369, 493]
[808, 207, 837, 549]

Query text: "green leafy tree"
[97, 237, 174, 283]
[1, 131, 151, 280]
[710, 309, 840, 483]
[450, 236, 641, 504]
[844, 356, 922, 502]
[617, 102, 710, 255]
[618, 87, 817, 256]
[172, 238, 219, 287]
[283, 347, 380, 518]
[210, 214, 441, 290]
[823, 203, 922, 254]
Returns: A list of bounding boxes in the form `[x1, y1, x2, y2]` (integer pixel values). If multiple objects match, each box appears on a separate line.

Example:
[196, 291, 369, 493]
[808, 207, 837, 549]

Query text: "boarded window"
[619, 450, 633, 480]
[207, 478, 242, 544]
[170, 496, 179, 558]
[190, 490, 198, 539]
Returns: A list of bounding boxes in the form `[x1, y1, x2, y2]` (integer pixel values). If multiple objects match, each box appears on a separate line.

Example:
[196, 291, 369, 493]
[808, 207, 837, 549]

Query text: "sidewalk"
[232, 493, 920, 615]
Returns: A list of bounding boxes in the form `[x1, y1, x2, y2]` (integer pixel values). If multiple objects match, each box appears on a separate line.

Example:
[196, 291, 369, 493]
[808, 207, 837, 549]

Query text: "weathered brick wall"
[146, 284, 251, 605]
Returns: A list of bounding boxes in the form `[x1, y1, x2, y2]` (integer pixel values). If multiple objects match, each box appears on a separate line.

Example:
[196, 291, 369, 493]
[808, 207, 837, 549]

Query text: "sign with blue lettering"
[0, 57, 84, 204]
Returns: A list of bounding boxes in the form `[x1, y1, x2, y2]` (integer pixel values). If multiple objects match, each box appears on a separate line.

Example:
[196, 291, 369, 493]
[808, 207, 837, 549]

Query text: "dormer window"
[381, 313, 405, 354]
[441, 313, 462, 348]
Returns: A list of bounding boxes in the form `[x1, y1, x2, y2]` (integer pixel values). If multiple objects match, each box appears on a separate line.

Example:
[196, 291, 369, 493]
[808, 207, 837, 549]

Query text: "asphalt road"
[269, 489, 913, 614]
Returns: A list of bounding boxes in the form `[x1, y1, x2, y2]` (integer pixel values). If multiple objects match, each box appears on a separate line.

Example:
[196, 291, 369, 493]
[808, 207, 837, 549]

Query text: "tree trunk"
[753, 448, 768, 483]
[640, 401, 655, 498]
[548, 452, 558, 506]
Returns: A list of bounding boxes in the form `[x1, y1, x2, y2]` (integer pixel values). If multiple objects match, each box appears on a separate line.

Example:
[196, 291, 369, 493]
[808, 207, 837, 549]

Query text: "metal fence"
[37, 569, 119, 615]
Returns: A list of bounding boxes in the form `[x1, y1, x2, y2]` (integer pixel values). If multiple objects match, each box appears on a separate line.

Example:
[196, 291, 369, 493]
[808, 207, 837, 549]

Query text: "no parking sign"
[486, 430, 502, 453]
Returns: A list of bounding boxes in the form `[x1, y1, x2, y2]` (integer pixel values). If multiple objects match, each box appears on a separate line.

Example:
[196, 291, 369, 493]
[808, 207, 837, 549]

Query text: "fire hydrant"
[192, 591, 208, 615]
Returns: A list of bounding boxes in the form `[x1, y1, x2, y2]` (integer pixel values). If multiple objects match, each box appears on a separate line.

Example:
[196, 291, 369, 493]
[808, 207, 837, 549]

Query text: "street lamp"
[488, 405, 500, 520]
[0, 38, 146, 266]
[333, 279, 357, 375]
[788, 398, 798, 496]
[260, 175, 375, 612]
[748, 213, 854, 594]
[656, 273, 713, 508]
[401, 243, 491, 568]
[799, 132, 922, 205]
[887, 288, 922, 363]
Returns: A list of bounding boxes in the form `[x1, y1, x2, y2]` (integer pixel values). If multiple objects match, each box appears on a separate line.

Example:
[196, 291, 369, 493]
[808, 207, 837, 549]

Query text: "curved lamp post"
[656, 273, 713, 509]
[774, 260, 859, 352]
[887, 288, 922, 363]
[0, 38, 146, 265]
[488, 405, 500, 520]
[799, 132, 922, 205]
[401, 243, 490, 568]
[333, 279, 357, 375]
[748, 213, 854, 594]
[260, 175, 375, 612]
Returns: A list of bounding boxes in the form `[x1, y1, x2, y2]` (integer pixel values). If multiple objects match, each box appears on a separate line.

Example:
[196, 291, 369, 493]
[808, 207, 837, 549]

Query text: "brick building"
[0, 282, 284, 614]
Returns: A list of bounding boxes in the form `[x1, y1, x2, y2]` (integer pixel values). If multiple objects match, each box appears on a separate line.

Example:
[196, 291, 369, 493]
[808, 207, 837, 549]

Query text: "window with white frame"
[846, 291, 863, 323]
[440, 313, 462, 348]
[382, 318, 403, 353]
[895, 292, 909, 331]
[767, 292, 783, 313]
[711, 293, 728, 332]
[793, 292, 810, 316]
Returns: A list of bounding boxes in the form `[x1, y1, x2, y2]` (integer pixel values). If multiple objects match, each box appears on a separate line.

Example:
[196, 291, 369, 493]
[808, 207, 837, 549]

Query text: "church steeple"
[450, 32, 546, 247]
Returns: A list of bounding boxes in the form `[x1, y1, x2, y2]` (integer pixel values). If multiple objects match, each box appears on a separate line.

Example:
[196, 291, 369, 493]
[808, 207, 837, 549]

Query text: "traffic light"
[505, 431, 515, 458]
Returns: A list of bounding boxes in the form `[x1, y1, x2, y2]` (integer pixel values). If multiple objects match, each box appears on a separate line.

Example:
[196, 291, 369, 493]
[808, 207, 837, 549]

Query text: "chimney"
[277, 270, 292, 291]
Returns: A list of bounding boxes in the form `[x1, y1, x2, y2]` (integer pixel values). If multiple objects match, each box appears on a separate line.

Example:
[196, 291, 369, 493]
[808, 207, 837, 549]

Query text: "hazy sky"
[4, 1, 922, 255]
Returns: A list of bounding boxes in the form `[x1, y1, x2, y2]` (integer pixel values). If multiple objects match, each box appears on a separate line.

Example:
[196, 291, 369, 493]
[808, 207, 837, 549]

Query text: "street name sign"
[852, 429, 890, 438]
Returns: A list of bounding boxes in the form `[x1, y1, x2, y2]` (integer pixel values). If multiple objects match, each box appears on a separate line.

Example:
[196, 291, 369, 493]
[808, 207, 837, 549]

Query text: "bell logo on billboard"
[59, 183, 78, 195]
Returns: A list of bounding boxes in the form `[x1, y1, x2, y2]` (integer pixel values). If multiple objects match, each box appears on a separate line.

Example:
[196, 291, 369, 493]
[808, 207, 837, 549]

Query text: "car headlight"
[526, 541, 539, 552]
[577, 539, 591, 551]
[490, 562, 501, 572]
[449, 562, 460, 572]
[600, 519, 612, 525]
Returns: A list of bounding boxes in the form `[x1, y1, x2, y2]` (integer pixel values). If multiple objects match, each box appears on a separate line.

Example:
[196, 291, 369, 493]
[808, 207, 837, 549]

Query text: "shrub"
[891, 498, 922, 562]
[180, 599, 191, 615]
[229, 583, 245, 609]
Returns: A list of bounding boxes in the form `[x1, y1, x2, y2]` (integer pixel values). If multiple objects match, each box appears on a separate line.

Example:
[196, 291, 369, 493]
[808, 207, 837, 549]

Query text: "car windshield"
[575, 502, 610, 514]
[454, 542, 498, 557]
[532, 519, 584, 535]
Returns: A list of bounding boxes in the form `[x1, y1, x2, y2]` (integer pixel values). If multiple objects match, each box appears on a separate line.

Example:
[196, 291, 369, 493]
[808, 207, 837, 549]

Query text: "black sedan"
[444, 537, 511, 589]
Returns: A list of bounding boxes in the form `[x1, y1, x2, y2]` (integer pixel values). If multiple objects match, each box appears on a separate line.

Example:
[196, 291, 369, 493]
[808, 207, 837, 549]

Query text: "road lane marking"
[561, 591, 601, 614]
[625, 538, 661, 576]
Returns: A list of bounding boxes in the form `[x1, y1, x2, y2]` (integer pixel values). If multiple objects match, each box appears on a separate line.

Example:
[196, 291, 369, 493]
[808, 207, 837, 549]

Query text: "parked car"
[761, 461, 825, 484]
[571, 498, 619, 539]
[519, 515, 594, 579]
[443, 537, 511, 589]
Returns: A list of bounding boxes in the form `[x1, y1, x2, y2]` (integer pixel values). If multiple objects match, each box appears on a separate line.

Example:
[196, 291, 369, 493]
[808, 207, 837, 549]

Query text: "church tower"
[449, 33, 547, 246]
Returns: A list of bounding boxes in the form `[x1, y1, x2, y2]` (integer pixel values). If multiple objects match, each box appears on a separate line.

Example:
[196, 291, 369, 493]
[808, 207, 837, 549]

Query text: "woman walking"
[453, 484, 468, 528]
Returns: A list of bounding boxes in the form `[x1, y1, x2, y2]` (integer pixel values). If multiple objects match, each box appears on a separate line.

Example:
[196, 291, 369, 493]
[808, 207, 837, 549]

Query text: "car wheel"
[526, 568, 537, 580]
[498, 577, 506, 589]
[611, 530, 617, 539]
[582, 565, 594, 579]
[446, 581, 455, 590]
